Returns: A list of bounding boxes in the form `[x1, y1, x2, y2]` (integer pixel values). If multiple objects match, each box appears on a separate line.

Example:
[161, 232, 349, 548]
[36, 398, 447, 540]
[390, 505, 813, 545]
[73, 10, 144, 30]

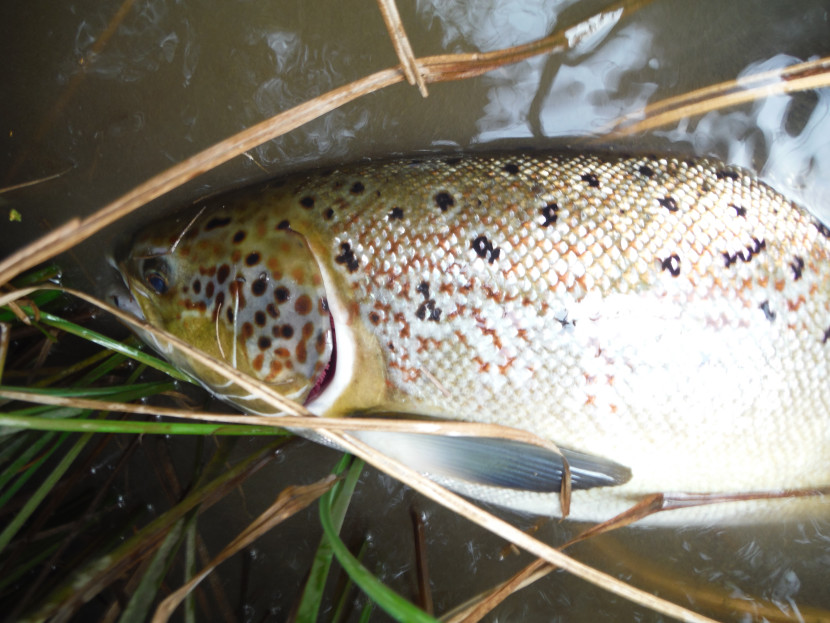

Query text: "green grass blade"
[318, 462, 439, 623]
[8, 264, 61, 288]
[295, 455, 364, 623]
[0, 431, 60, 505]
[0, 432, 92, 555]
[330, 539, 370, 623]
[183, 512, 199, 623]
[0, 291, 62, 323]
[0, 539, 62, 593]
[35, 312, 192, 383]
[357, 600, 374, 623]
[118, 518, 187, 623]
[1, 381, 176, 399]
[0, 413, 286, 436]
[75, 351, 131, 386]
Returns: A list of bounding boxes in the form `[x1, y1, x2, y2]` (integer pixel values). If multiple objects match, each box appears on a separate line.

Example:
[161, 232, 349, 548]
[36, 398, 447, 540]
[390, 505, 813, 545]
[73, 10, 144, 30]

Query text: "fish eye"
[142, 257, 170, 295]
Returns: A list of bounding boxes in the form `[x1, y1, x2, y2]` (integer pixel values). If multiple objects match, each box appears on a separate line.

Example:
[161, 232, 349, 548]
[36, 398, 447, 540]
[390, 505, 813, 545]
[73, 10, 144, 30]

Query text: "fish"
[116, 152, 830, 524]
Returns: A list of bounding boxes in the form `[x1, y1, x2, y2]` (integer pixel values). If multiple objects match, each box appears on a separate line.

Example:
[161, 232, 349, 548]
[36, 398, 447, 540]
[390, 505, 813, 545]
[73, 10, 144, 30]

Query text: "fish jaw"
[115, 201, 342, 408]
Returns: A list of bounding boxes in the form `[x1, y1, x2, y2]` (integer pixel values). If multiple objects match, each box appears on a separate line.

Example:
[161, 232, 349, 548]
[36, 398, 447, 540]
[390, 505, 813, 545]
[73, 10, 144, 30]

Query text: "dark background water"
[1, 1, 829, 620]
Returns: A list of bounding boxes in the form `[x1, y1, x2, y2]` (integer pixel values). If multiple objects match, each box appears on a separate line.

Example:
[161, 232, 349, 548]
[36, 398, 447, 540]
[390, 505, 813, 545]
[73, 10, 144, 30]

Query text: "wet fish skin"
[118, 153, 830, 523]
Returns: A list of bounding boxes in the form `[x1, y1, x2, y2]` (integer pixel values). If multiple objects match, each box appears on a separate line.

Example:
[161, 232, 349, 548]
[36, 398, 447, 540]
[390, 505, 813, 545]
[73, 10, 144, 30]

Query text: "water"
[2, 0, 829, 620]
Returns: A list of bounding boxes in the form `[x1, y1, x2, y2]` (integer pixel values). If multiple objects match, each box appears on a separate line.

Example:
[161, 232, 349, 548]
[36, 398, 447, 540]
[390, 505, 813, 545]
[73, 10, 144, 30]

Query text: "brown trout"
[117, 153, 830, 523]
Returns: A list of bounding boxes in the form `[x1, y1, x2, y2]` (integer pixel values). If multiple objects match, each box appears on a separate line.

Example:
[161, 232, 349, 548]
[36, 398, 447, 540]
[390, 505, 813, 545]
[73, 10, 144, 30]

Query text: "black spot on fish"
[434, 191, 455, 211]
[233, 230, 246, 244]
[759, 300, 776, 322]
[258, 336, 272, 350]
[790, 256, 804, 281]
[369, 311, 381, 325]
[192, 279, 202, 294]
[226, 306, 234, 323]
[274, 286, 290, 303]
[277, 220, 290, 230]
[471, 235, 501, 264]
[415, 300, 441, 322]
[723, 237, 766, 267]
[266, 303, 279, 318]
[661, 254, 681, 277]
[205, 216, 232, 230]
[539, 203, 558, 227]
[299, 196, 315, 209]
[716, 170, 740, 181]
[281, 324, 294, 339]
[730, 204, 747, 217]
[251, 275, 268, 296]
[254, 310, 267, 327]
[212, 291, 225, 321]
[217, 264, 230, 284]
[335, 242, 359, 272]
[503, 163, 520, 175]
[416, 281, 430, 300]
[581, 173, 600, 188]
[350, 181, 365, 194]
[388, 207, 404, 220]
[638, 164, 655, 177]
[823, 326, 830, 344]
[658, 197, 678, 212]
[323, 208, 334, 220]
[246, 252, 261, 266]
[321, 298, 329, 312]
[816, 221, 830, 239]
[444, 157, 461, 166]
[206, 282, 215, 298]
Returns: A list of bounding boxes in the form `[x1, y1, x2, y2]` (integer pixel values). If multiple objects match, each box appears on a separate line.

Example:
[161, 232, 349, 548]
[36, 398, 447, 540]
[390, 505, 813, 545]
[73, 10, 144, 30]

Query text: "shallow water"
[2, 0, 829, 620]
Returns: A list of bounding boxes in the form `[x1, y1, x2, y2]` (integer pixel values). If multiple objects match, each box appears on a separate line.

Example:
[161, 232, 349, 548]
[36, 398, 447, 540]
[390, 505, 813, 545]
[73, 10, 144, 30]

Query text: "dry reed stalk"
[151, 476, 337, 623]
[605, 55, 830, 137]
[376, 0, 428, 96]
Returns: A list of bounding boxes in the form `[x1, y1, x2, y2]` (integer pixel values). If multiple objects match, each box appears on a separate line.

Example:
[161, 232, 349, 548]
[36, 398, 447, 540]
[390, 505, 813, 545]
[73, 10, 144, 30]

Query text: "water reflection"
[539, 22, 657, 137]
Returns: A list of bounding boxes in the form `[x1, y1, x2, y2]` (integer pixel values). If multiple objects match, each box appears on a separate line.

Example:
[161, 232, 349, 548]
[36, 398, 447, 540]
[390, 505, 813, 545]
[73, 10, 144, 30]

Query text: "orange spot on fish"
[787, 295, 806, 312]
[296, 340, 307, 364]
[295, 295, 312, 316]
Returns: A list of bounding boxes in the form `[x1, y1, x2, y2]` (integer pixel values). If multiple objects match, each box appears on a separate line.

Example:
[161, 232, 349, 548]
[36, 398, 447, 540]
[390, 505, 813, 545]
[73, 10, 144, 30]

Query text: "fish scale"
[118, 152, 830, 523]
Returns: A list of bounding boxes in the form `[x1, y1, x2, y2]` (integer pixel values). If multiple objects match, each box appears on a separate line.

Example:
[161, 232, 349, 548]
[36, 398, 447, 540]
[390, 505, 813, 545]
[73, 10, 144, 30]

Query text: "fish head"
[116, 201, 335, 408]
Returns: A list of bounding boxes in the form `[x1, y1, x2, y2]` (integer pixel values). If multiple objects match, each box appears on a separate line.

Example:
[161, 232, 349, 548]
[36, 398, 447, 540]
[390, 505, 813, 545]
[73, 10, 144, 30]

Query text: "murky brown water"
[2, 0, 829, 620]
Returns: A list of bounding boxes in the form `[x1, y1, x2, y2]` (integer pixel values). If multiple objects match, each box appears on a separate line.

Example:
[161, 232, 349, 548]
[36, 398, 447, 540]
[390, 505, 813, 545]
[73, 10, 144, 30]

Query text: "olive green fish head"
[118, 201, 334, 405]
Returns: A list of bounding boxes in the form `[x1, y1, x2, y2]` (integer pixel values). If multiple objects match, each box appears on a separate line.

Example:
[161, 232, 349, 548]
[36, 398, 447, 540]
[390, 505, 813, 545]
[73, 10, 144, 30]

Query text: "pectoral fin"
[353, 431, 631, 493]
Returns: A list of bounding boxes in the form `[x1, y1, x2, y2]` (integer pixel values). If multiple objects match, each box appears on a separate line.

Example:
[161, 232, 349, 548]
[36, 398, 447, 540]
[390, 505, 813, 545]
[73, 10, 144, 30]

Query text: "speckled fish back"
[285, 154, 830, 494]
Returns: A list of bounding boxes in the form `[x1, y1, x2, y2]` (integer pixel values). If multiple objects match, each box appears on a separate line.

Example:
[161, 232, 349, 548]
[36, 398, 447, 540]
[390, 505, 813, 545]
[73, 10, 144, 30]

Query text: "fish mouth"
[106, 253, 146, 321]
[304, 310, 337, 405]
[300, 264, 356, 417]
